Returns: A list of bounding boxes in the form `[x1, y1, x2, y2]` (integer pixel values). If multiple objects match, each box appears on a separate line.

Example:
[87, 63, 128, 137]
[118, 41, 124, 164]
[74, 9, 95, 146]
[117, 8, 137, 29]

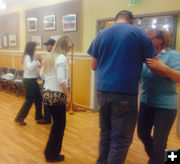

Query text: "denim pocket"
[111, 99, 130, 116]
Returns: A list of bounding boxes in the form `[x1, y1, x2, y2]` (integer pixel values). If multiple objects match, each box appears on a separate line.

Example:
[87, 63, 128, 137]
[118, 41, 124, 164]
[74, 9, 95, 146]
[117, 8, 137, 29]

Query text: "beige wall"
[176, 15, 180, 51]
[1, 0, 180, 108]
[0, 0, 72, 53]
[82, 0, 180, 52]
[0, 0, 180, 53]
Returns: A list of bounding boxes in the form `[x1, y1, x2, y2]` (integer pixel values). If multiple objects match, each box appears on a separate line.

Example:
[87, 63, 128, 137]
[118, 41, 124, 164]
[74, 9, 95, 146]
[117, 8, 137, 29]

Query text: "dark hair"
[115, 10, 134, 21]
[44, 39, 56, 46]
[22, 41, 36, 63]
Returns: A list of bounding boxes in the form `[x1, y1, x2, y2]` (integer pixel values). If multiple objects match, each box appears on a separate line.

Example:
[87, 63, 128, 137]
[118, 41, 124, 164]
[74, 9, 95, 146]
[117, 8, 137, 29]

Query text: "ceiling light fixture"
[0, 0, 7, 9]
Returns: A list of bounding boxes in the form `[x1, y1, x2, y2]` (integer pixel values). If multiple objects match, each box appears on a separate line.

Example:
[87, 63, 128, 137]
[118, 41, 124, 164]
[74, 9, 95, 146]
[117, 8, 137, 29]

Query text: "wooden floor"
[0, 89, 180, 164]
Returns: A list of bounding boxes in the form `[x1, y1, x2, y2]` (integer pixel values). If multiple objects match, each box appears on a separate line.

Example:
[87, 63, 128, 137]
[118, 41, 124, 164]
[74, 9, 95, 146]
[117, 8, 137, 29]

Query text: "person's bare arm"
[91, 57, 97, 70]
[146, 58, 180, 83]
[60, 82, 71, 108]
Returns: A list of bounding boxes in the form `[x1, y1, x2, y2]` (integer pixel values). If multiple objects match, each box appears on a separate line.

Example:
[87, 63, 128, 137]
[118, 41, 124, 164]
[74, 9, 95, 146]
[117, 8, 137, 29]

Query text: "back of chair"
[2, 67, 8, 74]
[17, 70, 24, 79]
[8, 68, 17, 75]
[0, 67, 2, 74]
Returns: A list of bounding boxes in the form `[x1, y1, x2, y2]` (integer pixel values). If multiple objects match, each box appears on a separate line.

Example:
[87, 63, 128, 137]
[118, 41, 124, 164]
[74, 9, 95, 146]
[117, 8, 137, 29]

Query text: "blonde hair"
[146, 28, 172, 49]
[43, 35, 73, 74]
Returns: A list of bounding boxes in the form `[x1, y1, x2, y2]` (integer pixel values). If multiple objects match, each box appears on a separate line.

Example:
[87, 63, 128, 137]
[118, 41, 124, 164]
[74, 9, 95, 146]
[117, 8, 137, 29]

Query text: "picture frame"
[44, 15, 56, 31]
[32, 35, 41, 50]
[62, 14, 77, 32]
[8, 34, 17, 47]
[1, 34, 8, 48]
[27, 17, 37, 32]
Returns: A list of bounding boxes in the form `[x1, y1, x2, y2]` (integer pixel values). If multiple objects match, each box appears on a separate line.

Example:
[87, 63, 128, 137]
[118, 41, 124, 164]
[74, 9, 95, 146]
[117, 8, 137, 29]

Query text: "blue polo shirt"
[88, 23, 157, 94]
[141, 49, 180, 109]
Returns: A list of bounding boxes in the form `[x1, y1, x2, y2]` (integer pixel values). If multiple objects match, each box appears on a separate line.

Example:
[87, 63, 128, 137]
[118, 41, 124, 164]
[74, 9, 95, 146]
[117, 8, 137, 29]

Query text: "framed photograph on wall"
[44, 15, 56, 30]
[32, 35, 41, 49]
[27, 17, 37, 32]
[1, 34, 8, 48]
[9, 34, 17, 47]
[62, 14, 76, 32]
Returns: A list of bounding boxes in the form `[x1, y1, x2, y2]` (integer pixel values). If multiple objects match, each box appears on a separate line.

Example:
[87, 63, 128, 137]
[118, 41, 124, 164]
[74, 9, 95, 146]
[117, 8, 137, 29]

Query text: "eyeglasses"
[150, 37, 158, 40]
[150, 32, 163, 40]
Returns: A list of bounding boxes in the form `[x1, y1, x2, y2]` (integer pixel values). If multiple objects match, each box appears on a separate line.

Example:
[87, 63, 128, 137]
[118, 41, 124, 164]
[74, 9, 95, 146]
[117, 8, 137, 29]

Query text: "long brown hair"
[22, 41, 36, 64]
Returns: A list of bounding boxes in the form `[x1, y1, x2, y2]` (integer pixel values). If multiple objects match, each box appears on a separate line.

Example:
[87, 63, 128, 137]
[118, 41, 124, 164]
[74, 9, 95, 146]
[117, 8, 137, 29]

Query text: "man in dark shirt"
[88, 10, 157, 164]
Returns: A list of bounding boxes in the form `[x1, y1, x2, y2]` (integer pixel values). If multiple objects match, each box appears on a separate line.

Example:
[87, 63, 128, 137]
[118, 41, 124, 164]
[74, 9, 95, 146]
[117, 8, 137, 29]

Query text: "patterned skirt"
[42, 88, 66, 106]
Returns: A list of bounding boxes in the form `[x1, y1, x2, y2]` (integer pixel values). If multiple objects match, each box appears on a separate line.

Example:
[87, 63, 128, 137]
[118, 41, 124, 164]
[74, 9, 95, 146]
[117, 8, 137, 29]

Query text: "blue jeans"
[96, 91, 138, 164]
[137, 102, 177, 164]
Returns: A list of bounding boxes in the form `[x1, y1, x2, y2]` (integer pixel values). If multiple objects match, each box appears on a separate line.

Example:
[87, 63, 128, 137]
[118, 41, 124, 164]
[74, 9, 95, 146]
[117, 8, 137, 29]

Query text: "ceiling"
[0, 0, 70, 14]
[2, 0, 49, 8]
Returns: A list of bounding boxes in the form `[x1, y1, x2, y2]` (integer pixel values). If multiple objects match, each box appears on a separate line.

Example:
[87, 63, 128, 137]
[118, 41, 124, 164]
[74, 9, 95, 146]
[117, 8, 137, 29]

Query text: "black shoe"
[15, 120, 26, 126]
[35, 117, 43, 120]
[46, 155, 65, 162]
[37, 119, 51, 124]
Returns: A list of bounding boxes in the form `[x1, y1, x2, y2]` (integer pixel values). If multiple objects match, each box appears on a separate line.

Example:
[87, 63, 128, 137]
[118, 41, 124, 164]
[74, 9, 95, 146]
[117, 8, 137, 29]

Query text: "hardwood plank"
[0, 89, 179, 164]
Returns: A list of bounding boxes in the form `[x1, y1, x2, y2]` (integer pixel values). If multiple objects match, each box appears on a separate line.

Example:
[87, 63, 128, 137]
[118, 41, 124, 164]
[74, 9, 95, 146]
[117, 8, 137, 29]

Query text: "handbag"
[42, 88, 66, 106]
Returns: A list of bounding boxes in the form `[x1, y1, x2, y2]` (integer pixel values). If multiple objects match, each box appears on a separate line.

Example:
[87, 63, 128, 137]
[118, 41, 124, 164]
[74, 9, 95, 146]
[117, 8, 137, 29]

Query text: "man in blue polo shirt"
[88, 10, 157, 164]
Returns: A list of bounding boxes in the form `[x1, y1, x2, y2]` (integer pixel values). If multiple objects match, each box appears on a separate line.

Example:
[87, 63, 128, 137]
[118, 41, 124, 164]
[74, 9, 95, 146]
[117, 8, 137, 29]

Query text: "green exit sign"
[128, 0, 142, 6]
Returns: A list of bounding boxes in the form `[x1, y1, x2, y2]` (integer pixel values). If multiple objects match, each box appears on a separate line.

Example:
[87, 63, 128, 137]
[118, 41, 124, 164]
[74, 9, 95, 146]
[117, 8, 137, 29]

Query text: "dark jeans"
[137, 102, 177, 164]
[15, 78, 43, 121]
[96, 91, 138, 164]
[44, 104, 52, 123]
[44, 104, 66, 160]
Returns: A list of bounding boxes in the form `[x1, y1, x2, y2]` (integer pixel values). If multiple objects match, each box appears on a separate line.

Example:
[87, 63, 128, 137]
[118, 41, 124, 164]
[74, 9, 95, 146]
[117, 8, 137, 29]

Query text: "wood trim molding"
[0, 52, 91, 59]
